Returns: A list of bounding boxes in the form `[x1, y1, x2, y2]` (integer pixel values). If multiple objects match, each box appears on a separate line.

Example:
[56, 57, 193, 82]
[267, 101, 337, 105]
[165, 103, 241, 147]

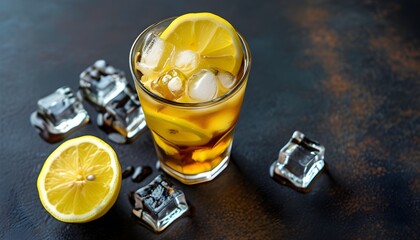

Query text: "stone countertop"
[0, 0, 419, 239]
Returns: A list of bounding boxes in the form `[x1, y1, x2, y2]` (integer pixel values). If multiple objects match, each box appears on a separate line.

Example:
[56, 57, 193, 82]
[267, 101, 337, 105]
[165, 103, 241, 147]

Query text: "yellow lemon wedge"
[192, 138, 232, 162]
[145, 111, 212, 146]
[160, 12, 243, 76]
[151, 132, 180, 156]
[37, 135, 121, 223]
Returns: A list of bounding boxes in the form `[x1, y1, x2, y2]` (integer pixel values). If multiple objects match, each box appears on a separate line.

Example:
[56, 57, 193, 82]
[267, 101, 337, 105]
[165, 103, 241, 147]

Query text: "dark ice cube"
[79, 59, 127, 110]
[130, 175, 189, 232]
[96, 85, 146, 144]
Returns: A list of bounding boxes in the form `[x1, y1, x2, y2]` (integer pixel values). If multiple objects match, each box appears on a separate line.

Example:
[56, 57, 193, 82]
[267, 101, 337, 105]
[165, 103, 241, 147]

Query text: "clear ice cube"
[96, 84, 146, 144]
[130, 175, 189, 232]
[30, 86, 90, 142]
[151, 69, 186, 100]
[270, 131, 325, 189]
[79, 59, 127, 110]
[136, 33, 174, 76]
[173, 50, 200, 75]
[187, 69, 218, 101]
[217, 70, 236, 89]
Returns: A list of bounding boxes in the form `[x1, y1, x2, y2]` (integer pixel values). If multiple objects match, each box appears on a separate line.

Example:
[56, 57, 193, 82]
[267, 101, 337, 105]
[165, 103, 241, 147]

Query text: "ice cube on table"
[96, 84, 146, 144]
[129, 175, 189, 232]
[30, 87, 89, 143]
[173, 50, 200, 75]
[79, 59, 127, 110]
[105, 65, 116, 75]
[217, 70, 236, 89]
[187, 69, 218, 101]
[136, 33, 174, 77]
[151, 69, 186, 100]
[270, 131, 325, 190]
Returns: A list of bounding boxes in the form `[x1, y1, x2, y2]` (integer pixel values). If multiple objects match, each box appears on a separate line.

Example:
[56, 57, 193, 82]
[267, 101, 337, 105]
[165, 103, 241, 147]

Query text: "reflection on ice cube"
[30, 87, 89, 143]
[136, 32, 174, 77]
[96, 84, 146, 144]
[270, 131, 325, 190]
[129, 175, 189, 232]
[79, 59, 127, 110]
[187, 69, 218, 101]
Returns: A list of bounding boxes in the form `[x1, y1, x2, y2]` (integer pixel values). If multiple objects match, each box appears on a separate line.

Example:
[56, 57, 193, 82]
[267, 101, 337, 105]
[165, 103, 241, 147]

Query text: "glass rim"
[129, 16, 252, 108]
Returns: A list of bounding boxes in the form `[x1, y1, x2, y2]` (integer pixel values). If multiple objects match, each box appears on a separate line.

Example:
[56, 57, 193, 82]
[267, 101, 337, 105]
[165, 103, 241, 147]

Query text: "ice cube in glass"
[79, 59, 127, 110]
[151, 69, 186, 100]
[173, 50, 200, 75]
[270, 131, 325, 189]
[136, 32, 174, 77]
[96, 85, 146, 143]
[30, 86, 89, 142]
[187, 69, 218, 101]
[130, 175, 189, 232]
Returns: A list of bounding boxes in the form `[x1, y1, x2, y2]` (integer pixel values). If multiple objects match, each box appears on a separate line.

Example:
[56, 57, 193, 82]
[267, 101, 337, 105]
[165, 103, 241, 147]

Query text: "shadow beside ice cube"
[129, 175, 189, 232]
[30, 87, 90, 143]
[270, 131, 325, 190]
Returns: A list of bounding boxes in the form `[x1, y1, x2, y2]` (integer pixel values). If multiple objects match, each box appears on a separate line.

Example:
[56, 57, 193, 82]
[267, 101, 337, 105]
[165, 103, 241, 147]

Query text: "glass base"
[158, 155, 230, 185]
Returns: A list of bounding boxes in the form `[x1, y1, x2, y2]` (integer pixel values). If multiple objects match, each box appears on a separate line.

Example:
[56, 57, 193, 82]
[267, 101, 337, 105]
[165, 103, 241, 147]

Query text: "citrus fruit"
[145, 111, 212, 146]
[205, 109, 237, 135]
[191, 138, 232, 162]
[37, 135, 122, 223]
[160, 12, 243, 76]
[151, 132, 180, 156]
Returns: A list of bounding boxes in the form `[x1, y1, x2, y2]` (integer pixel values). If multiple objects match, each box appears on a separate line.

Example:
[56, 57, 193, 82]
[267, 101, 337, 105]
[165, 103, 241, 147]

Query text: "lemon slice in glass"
[37, 135, 121, 223]
[151, 132, 180, 156]
[192, 138, 232, 162]
[160, 12, 243, 76]
[145, 111, 212, 146]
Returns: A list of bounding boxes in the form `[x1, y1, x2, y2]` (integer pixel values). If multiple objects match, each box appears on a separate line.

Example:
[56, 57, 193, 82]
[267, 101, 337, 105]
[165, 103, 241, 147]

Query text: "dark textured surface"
[1, 0, 419, 239]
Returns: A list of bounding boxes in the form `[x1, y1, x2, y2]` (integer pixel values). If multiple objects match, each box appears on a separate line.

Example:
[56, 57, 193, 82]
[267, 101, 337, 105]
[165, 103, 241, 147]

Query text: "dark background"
[1, 0, 419, 239]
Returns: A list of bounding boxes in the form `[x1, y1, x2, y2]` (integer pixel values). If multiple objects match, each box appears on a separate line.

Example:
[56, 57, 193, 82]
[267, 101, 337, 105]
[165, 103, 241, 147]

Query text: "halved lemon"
[145, 111, 212, 146]
[37, 135, 122, 223]
[160, 12, 243, 76]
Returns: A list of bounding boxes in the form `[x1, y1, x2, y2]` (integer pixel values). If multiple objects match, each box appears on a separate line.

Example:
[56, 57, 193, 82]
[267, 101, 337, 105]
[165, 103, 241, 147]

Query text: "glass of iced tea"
[129, 12, 251, 184]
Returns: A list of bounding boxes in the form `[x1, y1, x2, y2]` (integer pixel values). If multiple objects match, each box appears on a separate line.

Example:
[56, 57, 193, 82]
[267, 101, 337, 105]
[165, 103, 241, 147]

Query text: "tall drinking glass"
[129, 16, 251, 184]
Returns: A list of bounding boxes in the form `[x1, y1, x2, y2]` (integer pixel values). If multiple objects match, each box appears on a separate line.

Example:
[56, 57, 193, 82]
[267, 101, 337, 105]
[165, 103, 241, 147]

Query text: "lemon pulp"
[160, 12, 243, 77]
[37, 135, 121, 223]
